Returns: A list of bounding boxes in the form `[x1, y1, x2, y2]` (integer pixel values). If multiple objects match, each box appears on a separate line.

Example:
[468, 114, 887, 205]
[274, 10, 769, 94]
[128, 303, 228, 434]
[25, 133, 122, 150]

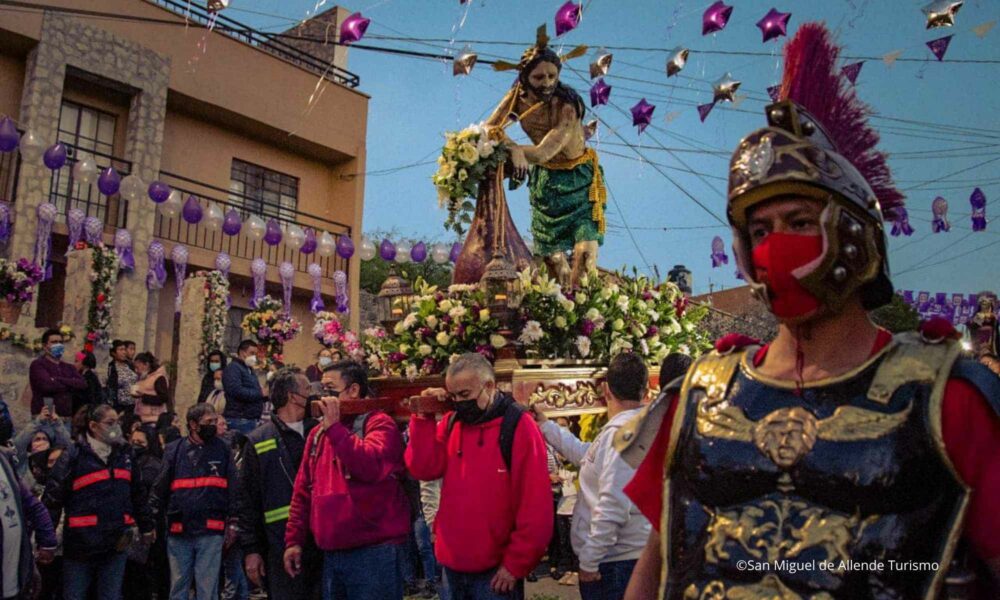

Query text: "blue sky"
[235, 0, 999, 296]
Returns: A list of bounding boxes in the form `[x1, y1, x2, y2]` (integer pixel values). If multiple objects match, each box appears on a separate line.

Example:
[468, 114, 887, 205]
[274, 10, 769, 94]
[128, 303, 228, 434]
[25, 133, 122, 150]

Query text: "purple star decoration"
[970, 187, 987, 231]
[697, 102, 715, 122]
[842, 61, 864, 85]
[927, 35, 953, 61]
[339, 12, 370, 44]
[590, 78, 611, 107]
[755, 8, 791, 43]
[554, 2, 582, 37]
[767, 85, 781, 102]
[630, 99, 655, 134]
[702, 1, 733, 36]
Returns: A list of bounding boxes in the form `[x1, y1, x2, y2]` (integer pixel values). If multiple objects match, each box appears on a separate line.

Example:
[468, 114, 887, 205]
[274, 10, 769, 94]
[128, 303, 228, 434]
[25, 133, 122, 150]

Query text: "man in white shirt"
[532, 353, 652, 600]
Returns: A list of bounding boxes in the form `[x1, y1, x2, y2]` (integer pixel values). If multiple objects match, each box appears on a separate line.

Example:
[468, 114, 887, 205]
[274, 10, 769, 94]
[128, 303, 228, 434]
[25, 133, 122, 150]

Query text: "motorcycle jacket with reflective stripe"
[161, 436, 235, 537]
[43, 439, 149, 559]
[240, 417, 318, 553]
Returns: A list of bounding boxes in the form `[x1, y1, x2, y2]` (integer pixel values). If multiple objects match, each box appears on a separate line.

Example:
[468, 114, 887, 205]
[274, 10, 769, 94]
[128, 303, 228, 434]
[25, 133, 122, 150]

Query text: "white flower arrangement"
[433, 123, 511, 235]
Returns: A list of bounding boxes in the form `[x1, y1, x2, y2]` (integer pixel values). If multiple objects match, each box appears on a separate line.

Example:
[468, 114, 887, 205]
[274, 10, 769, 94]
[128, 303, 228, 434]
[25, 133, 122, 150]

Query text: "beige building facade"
[0, 0, 367, 424]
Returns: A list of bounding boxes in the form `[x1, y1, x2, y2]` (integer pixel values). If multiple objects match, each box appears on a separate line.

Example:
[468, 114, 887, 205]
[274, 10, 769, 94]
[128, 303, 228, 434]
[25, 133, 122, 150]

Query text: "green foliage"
[871, 294, 921, 333]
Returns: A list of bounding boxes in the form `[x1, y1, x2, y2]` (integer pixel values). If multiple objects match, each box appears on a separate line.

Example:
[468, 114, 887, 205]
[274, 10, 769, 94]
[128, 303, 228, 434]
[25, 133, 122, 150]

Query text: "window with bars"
[228, 159, 299, 222]
[52, 100, 129, 227]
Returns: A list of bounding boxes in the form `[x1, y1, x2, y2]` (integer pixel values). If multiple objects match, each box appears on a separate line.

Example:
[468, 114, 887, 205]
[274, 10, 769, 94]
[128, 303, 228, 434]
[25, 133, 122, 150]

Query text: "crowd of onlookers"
[1, 326, 692, 600]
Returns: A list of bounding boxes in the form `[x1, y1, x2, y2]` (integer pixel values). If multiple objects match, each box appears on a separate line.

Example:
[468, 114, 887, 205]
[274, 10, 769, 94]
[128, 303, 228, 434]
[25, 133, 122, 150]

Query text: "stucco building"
[0, 0, 367, 423]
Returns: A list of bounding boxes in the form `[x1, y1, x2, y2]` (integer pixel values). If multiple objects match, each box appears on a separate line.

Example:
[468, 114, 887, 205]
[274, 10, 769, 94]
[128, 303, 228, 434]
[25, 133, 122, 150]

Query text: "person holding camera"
[283, 360, 410, 600]
[238, 368, 321, 600]
[42, 404, 155, 600]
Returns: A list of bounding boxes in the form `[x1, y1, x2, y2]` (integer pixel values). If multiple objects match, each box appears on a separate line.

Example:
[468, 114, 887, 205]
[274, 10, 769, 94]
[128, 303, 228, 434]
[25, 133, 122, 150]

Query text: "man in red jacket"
[406, 353, 553, 600]
[283, 360, 410, 600]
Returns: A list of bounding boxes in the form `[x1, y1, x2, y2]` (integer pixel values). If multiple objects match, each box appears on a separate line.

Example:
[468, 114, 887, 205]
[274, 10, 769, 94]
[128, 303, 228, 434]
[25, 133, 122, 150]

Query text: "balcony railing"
[147, 0, 361, 89]
[50, 145, 133, 229]
[154, 170, 351, 280]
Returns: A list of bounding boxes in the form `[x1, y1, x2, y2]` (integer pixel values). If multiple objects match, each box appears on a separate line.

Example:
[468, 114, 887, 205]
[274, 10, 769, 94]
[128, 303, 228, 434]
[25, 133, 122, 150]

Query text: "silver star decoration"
[922, 0, 963, 29]
[207, 0, 230, 11]
[712, 72, 741, 103]
[665, 47, 689, 78]
[589, 48, 613, 79]
[453, 45, 478, 76]
[584, 120, 598, 141]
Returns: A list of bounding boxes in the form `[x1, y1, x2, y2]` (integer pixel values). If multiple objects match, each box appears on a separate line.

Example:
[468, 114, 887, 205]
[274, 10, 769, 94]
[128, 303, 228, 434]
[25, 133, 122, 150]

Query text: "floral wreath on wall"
[197, 270, 230, 366]
[313, 312, 364, 362]
[84, 245, 120, 353]
[241, 295, 301, 366]
[0, 324, 74, 354]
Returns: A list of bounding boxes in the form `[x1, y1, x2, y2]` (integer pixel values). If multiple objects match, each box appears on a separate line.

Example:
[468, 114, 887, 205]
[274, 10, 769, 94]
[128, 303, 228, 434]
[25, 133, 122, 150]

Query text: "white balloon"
[17, 130, 45, 163]
[359, 239, 377, 261]
[246, 216, 266, 241]
[395, 240, 412, 263]
[203, 202, 224, 231]
[72, 154, 98, 185]
[431, 244, 450, 264]
[159, 190, 182, 219]
[317, 231, 336, 257]
[285, 224, 305, 250]
[118, 174, 145, 202]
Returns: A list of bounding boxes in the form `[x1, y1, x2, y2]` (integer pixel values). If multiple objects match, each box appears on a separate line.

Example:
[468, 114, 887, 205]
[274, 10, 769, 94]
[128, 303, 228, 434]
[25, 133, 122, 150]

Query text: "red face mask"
[751, 233, 824, 320]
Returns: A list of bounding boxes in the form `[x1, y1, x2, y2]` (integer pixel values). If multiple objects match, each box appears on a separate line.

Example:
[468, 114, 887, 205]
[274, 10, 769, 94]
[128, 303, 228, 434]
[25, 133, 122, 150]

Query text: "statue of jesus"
[485, 28, 607, 289]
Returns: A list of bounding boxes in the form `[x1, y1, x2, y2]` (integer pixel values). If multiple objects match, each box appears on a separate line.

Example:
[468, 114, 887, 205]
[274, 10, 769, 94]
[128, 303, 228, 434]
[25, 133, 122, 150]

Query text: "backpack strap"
[352, 412, 371, 439]
[499, 402, 526, 472]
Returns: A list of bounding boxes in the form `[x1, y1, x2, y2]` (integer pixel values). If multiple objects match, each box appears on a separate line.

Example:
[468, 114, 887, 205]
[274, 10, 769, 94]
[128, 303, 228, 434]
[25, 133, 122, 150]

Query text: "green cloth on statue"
[528, 162, 605, 256]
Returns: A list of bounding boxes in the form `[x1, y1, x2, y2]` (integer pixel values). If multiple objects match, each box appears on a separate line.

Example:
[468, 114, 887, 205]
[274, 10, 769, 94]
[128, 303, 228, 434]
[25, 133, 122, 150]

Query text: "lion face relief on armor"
[696, 397, 913, 470]
[753, 408, 819, 469]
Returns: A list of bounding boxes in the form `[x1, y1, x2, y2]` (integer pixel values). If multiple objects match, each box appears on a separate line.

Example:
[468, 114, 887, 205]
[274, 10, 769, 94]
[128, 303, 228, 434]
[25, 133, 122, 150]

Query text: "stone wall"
[174, 274, 207, 420]
[1, 10, 170, 428]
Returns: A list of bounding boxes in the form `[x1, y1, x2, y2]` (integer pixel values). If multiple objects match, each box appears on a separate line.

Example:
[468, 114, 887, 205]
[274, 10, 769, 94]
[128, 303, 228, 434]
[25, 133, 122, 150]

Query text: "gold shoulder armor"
[614, 349, 748, 469]
[866, 332, 963, 405]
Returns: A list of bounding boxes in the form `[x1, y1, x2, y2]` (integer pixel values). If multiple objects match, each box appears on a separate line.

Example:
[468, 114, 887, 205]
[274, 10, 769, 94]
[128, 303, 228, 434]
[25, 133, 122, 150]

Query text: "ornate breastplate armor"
[662, 334, 968, 600]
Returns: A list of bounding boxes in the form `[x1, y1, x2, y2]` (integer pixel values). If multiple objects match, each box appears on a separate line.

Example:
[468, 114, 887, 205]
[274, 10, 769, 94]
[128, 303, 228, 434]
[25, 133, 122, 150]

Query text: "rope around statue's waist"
[541, 147, 607, 235]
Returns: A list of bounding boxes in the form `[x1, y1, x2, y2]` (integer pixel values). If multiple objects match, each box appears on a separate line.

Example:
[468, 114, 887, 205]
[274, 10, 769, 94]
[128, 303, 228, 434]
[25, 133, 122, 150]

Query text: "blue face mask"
[49, 343, 65, 359]
[209, 362, 222, 372]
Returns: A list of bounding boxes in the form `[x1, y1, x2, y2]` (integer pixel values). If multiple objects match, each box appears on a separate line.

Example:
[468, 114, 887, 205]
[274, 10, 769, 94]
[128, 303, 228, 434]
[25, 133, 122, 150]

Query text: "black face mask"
[454, 399, 487, 424]
[198, 424, 217, 442]
[132, 444, 147, 456]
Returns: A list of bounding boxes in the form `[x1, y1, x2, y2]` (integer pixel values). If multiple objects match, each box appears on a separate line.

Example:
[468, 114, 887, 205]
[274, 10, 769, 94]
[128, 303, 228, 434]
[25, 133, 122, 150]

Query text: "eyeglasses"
[323, 387, 344, 397]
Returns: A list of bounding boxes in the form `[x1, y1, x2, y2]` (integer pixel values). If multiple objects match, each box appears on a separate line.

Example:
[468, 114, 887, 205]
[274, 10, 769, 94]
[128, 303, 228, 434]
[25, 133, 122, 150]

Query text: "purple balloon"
[97, 167, 121, 196]
[222, 209, 242, 236]
[379, 239, 396, 261]
[554, 1, 582, 37]
[411, 241, 427, 263]
[755, 8, 791, 43]
[148, 181, 171, 203]
[0, 116, 19, 152]
[340, 12, 370, 44]
[336, 234, 355, 259]
[450, 242, 462, 263]
[264, 219, 283, 246]
[182, 195, 203, 224]
[702, 1, 733, 35]
[43, 143, 67, 170]
[301, 228, 317, 254]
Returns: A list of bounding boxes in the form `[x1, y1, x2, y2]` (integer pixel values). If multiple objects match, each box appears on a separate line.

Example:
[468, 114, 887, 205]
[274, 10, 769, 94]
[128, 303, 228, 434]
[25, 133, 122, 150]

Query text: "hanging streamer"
[308, 263, 325, 313]
[67, 208, 85, 251]
[931, 197, 950, 233]
[888, 207, 915, 237]
[84, 216, 103, 247]
[114, 229, 135, 272]
[215, 252, 232, 307]
[250, 258, 267, 309]
[0, 202, 9, 245]
[33, 203, 56, 281]
[970, 187, 987, 231]
[710, 236, 729, 267]
[171, 244, 188, 314]
[279, 262, 295, 316]
[146, 241, 167, 290]
[334, 270, 349, 314]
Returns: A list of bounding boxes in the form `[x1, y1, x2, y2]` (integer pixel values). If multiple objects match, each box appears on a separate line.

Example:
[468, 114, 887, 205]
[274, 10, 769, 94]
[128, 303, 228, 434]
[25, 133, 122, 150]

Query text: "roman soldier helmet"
[727, 23, 904, 314]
